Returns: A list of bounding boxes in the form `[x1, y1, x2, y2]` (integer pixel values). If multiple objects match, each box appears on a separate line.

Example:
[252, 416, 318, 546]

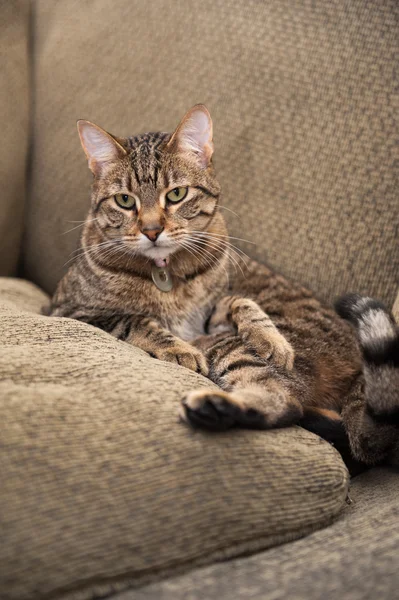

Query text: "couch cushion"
[23, 0, 398, 305]
[0, 278, 349, 600]
[0, 1, 30, 276]
[121, 468, 399, 600]
[393, 289, 399, 322]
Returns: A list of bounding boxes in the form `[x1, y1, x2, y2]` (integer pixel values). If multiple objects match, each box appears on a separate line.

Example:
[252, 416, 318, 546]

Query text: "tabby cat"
[49, 105, 399, 472]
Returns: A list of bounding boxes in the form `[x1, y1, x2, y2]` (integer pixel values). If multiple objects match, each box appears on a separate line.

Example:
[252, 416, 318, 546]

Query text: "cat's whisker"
[86, 245, 127, 269]
[181, 240, 230, 282]
[75, 240, 117, 254]
[190, 230, 256, 245]
[197, 238, 248, 268]
[119, 244, 140, 270]
[187, 237, 231, 266]
[179, 242, 213, 270]
[216, 205, 242, 220]
[190, 232, 254, 266]
[203, 245, 244, 279]
[179, 240, 215, 270]
[63, 240, 118, 267]
[69, 240, 115, 256]
[192, 233, 253, 263]
[197, 241, 244, 279]
[62, 218, 99, 235]
[190, 236, 247, 278]
[191, 234, 246, 259]
[179, 241, 224, 277]
[192, 238, 252, 261]
[66, 217, 97, 224]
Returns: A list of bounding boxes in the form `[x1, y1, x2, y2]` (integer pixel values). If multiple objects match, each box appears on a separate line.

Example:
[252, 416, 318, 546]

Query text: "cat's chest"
[170, 306, 210, 341]
[166, 281, 219, 341]
[163, 275, 227, 341]
[103, 263, 228, 339]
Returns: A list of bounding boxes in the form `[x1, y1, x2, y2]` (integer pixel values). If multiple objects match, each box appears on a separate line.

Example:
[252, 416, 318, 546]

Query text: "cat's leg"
[125, 316, 209, 375]
[181, 333, 302, 430]
[65, 309, 208, 375]
[209, 296, 295, 370]
[181, 383, 303, 431]
[299, 406, 369, 476]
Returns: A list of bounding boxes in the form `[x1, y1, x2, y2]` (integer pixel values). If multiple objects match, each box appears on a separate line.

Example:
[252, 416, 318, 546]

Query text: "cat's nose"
[141, 225, 164, 242]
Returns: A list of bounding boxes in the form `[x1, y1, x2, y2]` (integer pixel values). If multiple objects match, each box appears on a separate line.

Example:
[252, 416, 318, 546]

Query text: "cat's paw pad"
[180, 390, 242, 430]
[155, 343, 209, 376]
[180, 390, 266, 430]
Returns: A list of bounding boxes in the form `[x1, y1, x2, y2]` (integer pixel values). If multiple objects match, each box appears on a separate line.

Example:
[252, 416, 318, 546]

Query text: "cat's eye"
[114, 194, 136, 210]
[166, 187, 188, 203]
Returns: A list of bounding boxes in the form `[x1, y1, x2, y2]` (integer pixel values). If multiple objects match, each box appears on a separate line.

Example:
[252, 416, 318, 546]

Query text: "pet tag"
[151, 265, 173, 292]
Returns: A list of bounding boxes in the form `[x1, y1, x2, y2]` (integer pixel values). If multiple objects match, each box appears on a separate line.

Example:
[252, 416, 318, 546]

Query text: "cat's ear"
[167, 104, 214, 168]
[77, 120, 126, 175]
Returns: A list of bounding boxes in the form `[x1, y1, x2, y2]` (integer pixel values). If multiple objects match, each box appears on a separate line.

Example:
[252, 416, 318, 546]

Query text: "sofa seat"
[0, 277, 349, 600]
[126, 468, 399, 600]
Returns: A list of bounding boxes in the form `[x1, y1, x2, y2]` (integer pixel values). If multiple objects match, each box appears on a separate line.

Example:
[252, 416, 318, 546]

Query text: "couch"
[1, 2, 398, 599]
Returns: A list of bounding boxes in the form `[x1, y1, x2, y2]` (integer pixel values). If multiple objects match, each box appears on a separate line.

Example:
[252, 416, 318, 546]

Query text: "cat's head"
[77, 105, 222, 266]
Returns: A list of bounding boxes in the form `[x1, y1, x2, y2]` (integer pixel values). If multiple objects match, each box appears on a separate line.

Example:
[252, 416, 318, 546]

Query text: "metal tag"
[151, 265, 173, 292]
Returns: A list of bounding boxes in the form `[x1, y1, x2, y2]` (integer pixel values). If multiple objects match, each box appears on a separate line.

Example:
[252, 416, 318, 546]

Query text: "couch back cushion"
[0, 1, 30, 276]
[23, 0, 398, 304]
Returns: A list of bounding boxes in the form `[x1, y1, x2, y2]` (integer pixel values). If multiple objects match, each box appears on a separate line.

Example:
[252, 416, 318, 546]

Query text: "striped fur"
[50, 106, 232, 375]
[50, 106, 398, 469]
[181, 263, 399, 468]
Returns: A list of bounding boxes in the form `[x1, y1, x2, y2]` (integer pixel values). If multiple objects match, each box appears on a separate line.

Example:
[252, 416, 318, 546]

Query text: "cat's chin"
[141, 245, 176, 263]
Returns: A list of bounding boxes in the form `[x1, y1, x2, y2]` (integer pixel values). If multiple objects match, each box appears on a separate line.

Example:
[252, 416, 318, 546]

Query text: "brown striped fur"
[181, 258, 399, 469]
[50, 106, 399, 470]
[50, 106, 231, 374]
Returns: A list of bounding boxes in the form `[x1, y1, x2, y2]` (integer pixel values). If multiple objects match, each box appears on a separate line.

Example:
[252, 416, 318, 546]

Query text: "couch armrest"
[0, 1, 30, 276]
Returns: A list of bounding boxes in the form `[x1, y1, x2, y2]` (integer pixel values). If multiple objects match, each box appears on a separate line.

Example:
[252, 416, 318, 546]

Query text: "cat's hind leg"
[181, 333, 302, 431]
[180, 382, 303, 431]
[299, 406, 369, 476]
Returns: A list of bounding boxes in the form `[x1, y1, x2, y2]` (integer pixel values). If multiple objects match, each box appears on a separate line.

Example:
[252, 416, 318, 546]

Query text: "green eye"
[114, 193, 136, 210]
[166, 187, 188, 203]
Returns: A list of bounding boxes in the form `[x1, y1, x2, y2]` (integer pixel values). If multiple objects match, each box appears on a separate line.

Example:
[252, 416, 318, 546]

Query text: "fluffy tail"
[335, 293, 399, 423]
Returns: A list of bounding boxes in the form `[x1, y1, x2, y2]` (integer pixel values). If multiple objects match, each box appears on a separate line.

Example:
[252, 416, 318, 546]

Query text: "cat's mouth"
[130, 232, 183, 266]
[154, 257, 169, 267]
[139, 240, 176, 265]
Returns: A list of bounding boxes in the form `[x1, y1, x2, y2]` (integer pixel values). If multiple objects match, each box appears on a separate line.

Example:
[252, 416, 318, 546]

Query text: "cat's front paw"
[153, 342, 209, 376]
[243, 327, 295, 370]
[229, 298, 295, 370]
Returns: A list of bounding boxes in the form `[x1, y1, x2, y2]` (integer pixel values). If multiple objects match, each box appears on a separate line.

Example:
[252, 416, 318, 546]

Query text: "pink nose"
[141, 225, 164, 242]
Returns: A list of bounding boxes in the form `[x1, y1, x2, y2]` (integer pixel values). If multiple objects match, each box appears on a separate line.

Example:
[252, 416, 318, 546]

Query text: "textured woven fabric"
[0, 0, 30, 275]
[0, 278, 349, 600]
[119, 468, 399, 600]
[393, 290, 399, 322]
[23, 0, 398, 304]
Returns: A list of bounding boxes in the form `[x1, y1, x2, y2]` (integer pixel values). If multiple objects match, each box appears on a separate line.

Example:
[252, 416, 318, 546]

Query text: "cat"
[50, 105, 277, 375]
[49, 105, 399, 472]
[180, 266, 399, 472]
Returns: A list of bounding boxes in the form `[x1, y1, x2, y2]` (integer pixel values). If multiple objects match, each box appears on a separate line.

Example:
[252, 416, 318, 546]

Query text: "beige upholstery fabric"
[123, 468, 399, 600]
[393, 290, 399, 322]
[23, 0, 398, 305]
[0, 1, 30, 275]
[0, 278, 349, 600]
